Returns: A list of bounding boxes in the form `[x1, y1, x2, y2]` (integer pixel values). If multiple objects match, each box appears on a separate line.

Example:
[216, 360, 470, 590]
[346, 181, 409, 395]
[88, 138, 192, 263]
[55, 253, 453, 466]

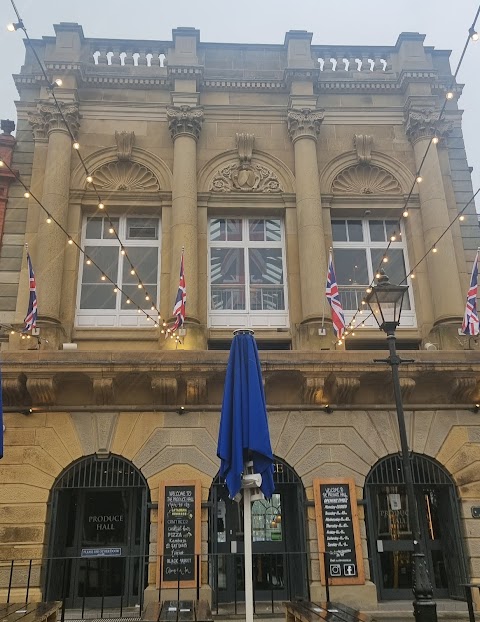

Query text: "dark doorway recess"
[209, 457, 309, 606]
[45, 454, 150, 609]
[365, 453, 467, 601]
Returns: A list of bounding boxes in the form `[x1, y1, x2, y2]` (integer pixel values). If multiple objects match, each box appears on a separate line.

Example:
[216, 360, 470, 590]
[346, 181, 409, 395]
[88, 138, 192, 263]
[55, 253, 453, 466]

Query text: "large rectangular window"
[332, 218, 415, 327]
[208, 217, 288, 329]
[76, 216, 160, 328]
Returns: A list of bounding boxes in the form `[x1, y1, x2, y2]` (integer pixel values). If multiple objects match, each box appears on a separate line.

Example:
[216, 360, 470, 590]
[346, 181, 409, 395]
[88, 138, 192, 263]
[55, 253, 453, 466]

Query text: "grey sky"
[1, 0, 479, 197]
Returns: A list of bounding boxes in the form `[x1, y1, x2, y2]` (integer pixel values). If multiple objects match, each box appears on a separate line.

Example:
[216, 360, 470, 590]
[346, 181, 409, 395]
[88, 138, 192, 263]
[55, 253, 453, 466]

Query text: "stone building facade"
[1, 23, 480, 610]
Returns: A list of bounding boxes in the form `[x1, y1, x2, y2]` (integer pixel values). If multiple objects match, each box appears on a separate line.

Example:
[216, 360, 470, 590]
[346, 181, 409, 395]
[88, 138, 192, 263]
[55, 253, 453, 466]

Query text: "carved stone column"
[167, 106, 203, 345]
[287, 108, 327, 325]
[405, 105, 464, 340]
[28, 102, 79, 346]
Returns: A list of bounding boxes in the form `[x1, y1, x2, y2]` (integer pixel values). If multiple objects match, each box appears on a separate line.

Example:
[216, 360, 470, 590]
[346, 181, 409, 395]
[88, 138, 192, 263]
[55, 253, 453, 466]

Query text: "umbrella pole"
[243, 485, 254, 622]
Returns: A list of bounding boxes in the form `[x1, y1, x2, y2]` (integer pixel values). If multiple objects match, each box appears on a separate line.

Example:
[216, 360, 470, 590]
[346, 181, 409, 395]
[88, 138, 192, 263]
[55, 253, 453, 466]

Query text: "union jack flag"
[168, 249, 186, 335]
[24, 251, 38, 332]
[325, 250, 346, 339]
[461, 250, 479, 336]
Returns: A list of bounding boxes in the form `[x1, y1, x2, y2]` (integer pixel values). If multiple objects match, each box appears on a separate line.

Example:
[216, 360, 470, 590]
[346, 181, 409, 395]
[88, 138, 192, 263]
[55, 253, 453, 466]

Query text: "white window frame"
[76, 214, 161, 328]
[332, 217, 416, 329]
[208, 217, 289, 329]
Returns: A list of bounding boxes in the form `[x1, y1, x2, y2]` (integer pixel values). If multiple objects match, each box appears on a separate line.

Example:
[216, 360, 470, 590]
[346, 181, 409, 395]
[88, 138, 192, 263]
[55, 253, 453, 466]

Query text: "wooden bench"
[284, 600, 371, 622]
[142, 600, 213, 622]
[0, 602, 62, 622]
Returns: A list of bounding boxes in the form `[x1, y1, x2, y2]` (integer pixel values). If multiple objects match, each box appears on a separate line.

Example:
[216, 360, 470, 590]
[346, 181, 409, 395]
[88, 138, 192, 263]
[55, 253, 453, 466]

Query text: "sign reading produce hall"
[313, 478, 365, 586]
[158, 480, 201, 589]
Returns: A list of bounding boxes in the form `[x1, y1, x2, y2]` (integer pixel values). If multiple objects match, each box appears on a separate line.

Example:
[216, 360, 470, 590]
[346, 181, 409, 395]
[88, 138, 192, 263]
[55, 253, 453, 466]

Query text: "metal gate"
[45, 454, 150, 609]
[365, 453, 468, 601]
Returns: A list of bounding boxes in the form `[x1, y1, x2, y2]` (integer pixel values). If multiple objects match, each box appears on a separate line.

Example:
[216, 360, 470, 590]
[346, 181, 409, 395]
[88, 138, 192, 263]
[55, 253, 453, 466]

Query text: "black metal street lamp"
[365, 270, 437, 622]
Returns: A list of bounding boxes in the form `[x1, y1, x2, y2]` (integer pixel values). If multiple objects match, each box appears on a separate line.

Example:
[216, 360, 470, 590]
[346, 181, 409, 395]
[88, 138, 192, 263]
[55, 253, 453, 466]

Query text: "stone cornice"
[287, 108, 324, 143]
[166, 105, 204, 141]
[2, 350, 479, 409]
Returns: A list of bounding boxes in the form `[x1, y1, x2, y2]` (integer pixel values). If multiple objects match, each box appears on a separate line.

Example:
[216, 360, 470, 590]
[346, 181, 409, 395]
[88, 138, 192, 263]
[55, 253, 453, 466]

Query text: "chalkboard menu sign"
[313, 478, 364, 586]
[158, 480, 201, 588]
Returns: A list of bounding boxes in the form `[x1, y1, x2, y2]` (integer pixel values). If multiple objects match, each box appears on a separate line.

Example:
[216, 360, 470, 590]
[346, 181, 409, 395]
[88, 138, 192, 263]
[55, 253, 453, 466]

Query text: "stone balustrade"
[86, 39, 169, 67]
[312, 46, 393, 72]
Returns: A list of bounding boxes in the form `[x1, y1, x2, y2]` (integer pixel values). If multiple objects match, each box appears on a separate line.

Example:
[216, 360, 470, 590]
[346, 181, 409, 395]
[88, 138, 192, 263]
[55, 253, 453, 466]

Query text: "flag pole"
[321, 247, 332, 328]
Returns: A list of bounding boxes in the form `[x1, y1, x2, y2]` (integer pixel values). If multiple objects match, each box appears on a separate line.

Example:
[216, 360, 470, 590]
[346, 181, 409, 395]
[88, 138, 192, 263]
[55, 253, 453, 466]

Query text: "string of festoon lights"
[336, 3, 480, 347]
[6, 0, 181, 343]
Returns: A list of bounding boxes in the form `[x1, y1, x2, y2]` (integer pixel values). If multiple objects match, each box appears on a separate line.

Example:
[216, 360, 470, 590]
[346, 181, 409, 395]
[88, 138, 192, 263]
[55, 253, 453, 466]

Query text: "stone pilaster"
[404, 104, 464, 345]
[28, 102, 79, 348]
[287, 109, 328, 330]
[166, 105, 204, 347]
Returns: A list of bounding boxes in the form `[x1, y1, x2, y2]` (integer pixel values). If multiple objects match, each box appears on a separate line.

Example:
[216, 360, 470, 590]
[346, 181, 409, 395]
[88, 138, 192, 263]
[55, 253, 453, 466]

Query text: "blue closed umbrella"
[217, 330, 274, 500]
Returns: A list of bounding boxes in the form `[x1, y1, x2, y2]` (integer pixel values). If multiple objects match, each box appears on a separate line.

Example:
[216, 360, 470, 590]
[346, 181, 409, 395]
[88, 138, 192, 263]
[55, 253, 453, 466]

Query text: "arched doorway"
[365, 453, 467, 601]
[209, 458, 308, 605]
[45, 454, 150, 608]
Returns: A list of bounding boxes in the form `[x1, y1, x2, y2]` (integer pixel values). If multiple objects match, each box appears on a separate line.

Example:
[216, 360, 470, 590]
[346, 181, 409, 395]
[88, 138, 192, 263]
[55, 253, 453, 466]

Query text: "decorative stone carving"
[303, 376, 325, 405]
[166, 105, 204, 141]
[115, 131, 135, 161]
[449, 376, 478, 403]
[236, 132, 255, 163]
[26, 377, 57, 406]
[28, 102, 80, 141]
[91, 161, 160, 191]
[93, 377, 115, 405]
[399, 377, 416, 401]
[210, 162, 282, 193]
[2, 375, 27, 406]
[404, 106, 453, 144]
[186, 377, 207, 405]
[151, 376, 178, 404]
[1, 120, 15, 136]
[332, 164, 402, 194]
[354, 134, 373, 164]
[287, 108, 324, 143]
[325, 374, 360, 404]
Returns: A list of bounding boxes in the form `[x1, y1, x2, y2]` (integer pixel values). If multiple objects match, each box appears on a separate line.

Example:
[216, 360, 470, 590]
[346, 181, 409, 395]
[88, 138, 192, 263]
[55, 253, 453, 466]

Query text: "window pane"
[226, 219, 242, 241]
[371, 248, 411, 310]
[385, 220, 398, 241]
[249, 219, 265, 242]
[103, 218, 119, 239]
[265, 219, 281, 242]
[85, 218, 103, 239]
[210, 248, 245, 310]
[369, 220, 386, 242]
[126, 218, 158, 240]
[249, 248, 285, 311]
[210, 219, 226, 242]
[121, 247, 158, 309]
[332, 220, 347, 242]
[80, 246, 118, 309]
[347, 220, 363, 242]
[333, 249, 368, 311]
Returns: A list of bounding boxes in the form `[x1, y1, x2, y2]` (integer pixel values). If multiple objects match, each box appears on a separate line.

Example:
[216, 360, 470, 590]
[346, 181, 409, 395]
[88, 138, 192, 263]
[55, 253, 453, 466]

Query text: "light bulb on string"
[46, 215, 52, 224]
[403, 209, 409, 218]
[459, 215, 465, 221]
[130, 269, 135, 275]
[121, 248, 125, 255]
[151, 305, 155, 311]
[68, 238, 73, 245]
[390, 234, 396, 242]
[86, 258, 92, 265]
[145, 295, 150, 301]
[73, 142, 80, 150]
[0, 160, 4, 167]
[53, 78, 63, 87]
[86, 175, 93, 183]
[382, 256, 389, 263]
[432, 246, 438, 253]
[137, 283, 142, 289]
[24, 191, 30, 198]
[416, 175, 423, 183]
[126, 299, 131, 304]
[100, 274, 106, 281]
[113, 287, 118, 292]
[470, 28, 479, 41]
[366, 287, 372, 294]
[375, 272, 381, 279]
[410, 273, 415, 279]
[432, 136, 439, 145]
[7, 22, 23, 32]
[446, 91, 454, 100]
[109, 227, 114, 234]
[98, 202, 104, 210]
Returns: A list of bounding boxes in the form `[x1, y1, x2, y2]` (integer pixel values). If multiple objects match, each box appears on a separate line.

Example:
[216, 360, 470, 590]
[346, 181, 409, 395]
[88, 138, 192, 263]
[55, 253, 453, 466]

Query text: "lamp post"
[365, 270, 437, 622]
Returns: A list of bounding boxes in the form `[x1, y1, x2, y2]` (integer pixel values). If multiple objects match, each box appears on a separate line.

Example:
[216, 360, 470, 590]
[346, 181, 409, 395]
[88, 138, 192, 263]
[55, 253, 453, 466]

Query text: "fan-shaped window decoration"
[90, 161, 160, 192]
[332, 164, 402, 195]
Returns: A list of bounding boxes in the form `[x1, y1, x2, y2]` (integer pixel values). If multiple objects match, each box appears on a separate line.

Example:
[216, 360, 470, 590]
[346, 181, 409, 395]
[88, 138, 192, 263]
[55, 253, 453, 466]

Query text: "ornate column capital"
[28, 102, 80, 141]
[404, 105, 452, 144]
[166, 105, 204, 141]
[287, 108, 324, 143]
